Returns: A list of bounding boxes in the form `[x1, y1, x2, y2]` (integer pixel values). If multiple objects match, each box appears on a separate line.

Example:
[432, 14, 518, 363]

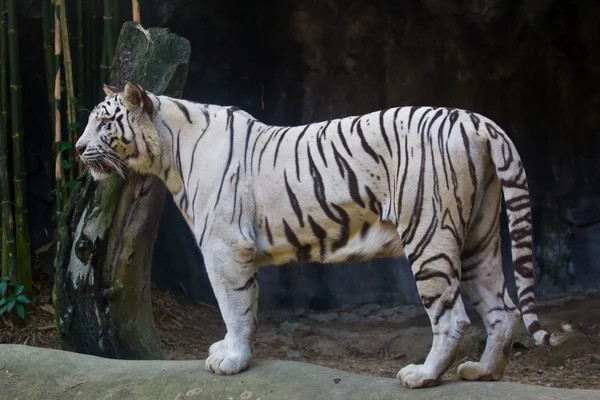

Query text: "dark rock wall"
[18, 0, 600, 310]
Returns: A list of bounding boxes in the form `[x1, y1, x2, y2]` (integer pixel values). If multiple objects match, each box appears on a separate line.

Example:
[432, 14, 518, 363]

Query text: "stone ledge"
[0, 344, 597, 399]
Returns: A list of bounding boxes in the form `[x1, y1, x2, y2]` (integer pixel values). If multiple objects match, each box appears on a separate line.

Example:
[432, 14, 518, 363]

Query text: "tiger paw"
[397, 364, 439, 388]
[208, 339, 226, 356]
[457, 361, 502, 381]
[205, 346, 251, 375]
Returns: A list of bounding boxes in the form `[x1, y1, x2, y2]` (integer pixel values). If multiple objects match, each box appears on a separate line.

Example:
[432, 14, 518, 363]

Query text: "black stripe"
[470, 113, 480, 131]
[172, 99, 192, 123]
[421, 293, 441, 309]
[364, 185, 381, 216]
[402, 114, 428, 245]
[175, 129, 189, 211]
[307, 215, 327, 260]
[427, 109, 444, 206]
[360, 221, 370, 238]
[230, 165, 241, 223]
[115, 114, 125, 135]
[337, 121, 353, 156]
[249, 125, 265, 173]
[433, 286, 461, 325]
[392, 108, 402, 220]
[460, 123, 478, 229]
[192, 183, 200, 224]
[356, 120, 380, 163]
[198, 214, 209, 247]
[397, 133, 409, 222]
[214, 110, 235, 209]
[244, 120, 255, 173]
[408, 202, 438, 264]
[438, 112, 450, 189]
[330, 204, 350, 251]
[407, 106, 417, 129]
[316, 132, 328, 167]
[273, 127, 290, 167]
[330, 143, 364, 208]
[187, 111, 212, 187]
[282, 219, 311, 262]
[237, 201, 247, 240]
[265, 217, 274, 245]
[234, 275, 256, 291]
[310, 145, 342, 224]
[284, 170, 304, 228]
[294, 125, 311, 181]
[379, 109, 393, 157]
[258, 127, 282, 173]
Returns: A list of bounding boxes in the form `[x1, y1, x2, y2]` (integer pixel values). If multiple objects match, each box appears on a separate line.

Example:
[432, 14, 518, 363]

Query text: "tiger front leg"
[202, 240, 259, 375]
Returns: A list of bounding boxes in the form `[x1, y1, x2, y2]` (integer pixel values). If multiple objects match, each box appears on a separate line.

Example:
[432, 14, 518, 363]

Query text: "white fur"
[76, 83, 569, 388]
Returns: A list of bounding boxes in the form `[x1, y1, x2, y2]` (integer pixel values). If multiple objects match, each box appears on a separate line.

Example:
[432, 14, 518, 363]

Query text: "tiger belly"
[255, 205, 404, 267]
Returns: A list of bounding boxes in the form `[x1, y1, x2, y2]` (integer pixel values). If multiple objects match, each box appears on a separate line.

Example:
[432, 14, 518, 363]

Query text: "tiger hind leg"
[458, 180, 521, 381]
[397, 226, 470, 388]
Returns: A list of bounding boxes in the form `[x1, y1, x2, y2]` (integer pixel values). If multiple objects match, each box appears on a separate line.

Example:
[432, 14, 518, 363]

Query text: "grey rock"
[1, 344, 598, 400]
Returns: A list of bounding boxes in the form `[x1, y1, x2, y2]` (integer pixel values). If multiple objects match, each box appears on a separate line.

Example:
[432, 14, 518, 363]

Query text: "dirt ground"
[2, 277, 599, 390]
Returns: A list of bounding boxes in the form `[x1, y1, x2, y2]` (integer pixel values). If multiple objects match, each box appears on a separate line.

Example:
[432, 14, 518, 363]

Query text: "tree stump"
[53, 21, 191, 359]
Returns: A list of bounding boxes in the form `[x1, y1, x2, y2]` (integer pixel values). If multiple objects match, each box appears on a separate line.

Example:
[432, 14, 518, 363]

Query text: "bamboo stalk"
[59, 0, 78, 184]
[77, 0, 84, 176]
[0, 103, 14, 279]
[0, 0, 7, 157]
[101, 0, 114, 88]
[7, 0, 32, 294]
[42, 0, 57, 225]
[84, 0, 93, 110]
[113, 0, 119, 43]
[54, 0, 64, 227]
[132, 0, 140, 23]
[91, 0, 99, 102]
[0, 0, 15, 277]
[42, 0, 55, 131]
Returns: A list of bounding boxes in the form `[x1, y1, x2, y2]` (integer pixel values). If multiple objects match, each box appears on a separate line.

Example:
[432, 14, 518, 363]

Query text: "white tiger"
[75, 82, 570, 388]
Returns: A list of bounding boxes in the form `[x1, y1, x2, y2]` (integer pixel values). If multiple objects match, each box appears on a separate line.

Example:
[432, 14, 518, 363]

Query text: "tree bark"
[53, 22, 191, 359]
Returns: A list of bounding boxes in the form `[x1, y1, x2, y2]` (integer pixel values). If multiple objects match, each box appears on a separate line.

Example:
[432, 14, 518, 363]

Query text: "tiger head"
[76, 82, 160, 180]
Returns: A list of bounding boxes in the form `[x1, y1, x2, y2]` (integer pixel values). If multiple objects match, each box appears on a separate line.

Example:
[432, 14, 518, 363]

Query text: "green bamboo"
[84, 0, 93, 110]
[0, 0, 5, 273]
[113, 0, 119, 44]
[77, 0, 84, 132]
[0, 0, 15, 277]
[91, 0, 100, 102]
[59, 0, 78, 186]
[42, 0, 58, 225]
[42, 0, 55, 106]
[0, 0, 7, 138]
[100, 0, 114, 91]
[54, 0, 64, 226]
[7, 0, 32, 295]
[0, 103, 14, 279]
[0, 118, 13, 278]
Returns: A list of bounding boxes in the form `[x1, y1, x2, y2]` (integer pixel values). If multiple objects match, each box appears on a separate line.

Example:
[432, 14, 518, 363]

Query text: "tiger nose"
[75, 144, 86, 156]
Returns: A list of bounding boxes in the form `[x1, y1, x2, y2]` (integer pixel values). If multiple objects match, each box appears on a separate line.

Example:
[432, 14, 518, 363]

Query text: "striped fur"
[76, 82, 570, 388]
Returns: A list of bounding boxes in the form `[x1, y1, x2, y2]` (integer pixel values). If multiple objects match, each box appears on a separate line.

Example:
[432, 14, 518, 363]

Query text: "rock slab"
[1, 344, 598, 400]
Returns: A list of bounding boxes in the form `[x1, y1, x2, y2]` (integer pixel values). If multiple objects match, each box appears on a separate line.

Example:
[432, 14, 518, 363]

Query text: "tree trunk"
[53, 22, 191, 359]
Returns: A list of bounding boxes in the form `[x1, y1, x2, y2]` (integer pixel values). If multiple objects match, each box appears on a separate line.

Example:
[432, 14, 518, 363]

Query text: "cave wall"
[149, 0, 600, 310]
[17, 0, 600, 310]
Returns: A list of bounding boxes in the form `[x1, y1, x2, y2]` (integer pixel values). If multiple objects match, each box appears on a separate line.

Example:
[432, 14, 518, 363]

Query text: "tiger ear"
[122, 81, 154, 118]
[103, 84, 122, 96]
